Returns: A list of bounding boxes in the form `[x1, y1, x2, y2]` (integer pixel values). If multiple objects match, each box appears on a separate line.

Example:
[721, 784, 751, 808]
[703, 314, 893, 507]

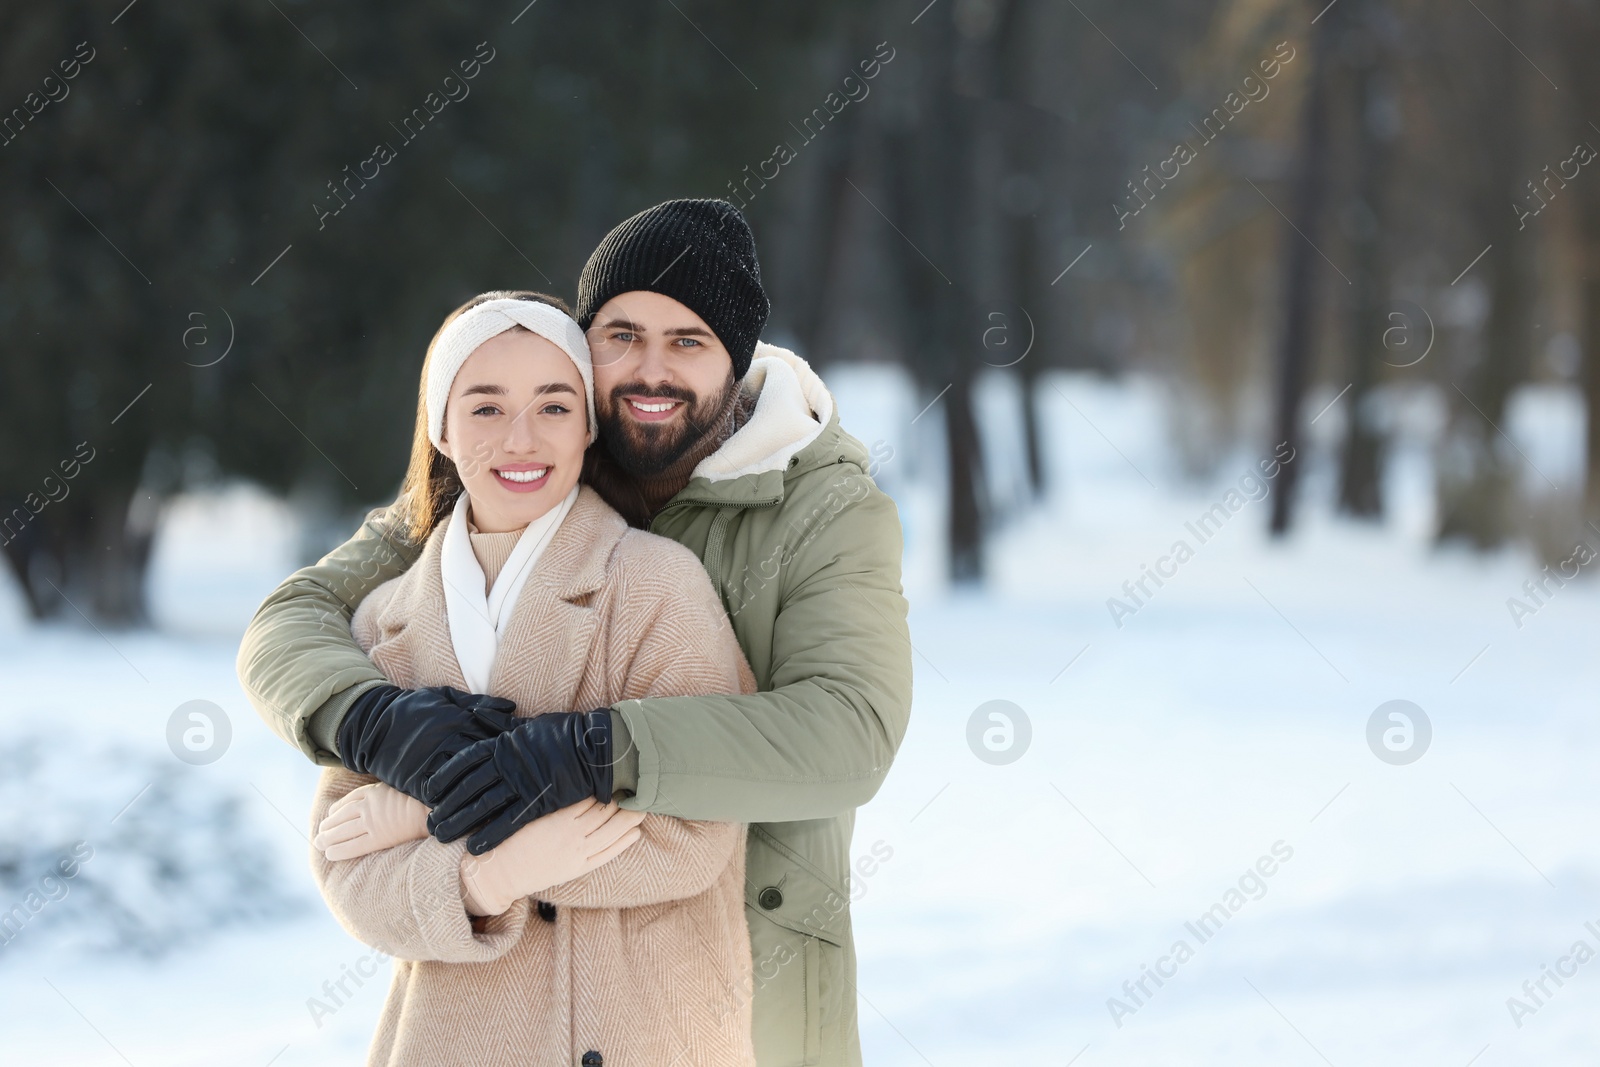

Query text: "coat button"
[581, 1051, 602, 1066]
[537, 900, 557, 923]
[758, 886, 783, 910]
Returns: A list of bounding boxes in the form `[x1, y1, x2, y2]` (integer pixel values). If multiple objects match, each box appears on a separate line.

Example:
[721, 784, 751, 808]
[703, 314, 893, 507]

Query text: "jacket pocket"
[747, 911, 823, 1066]
[744, 825, 850, 947]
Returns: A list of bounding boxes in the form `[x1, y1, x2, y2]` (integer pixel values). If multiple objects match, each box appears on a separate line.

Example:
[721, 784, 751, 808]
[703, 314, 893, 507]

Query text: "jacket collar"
[665, 346, 867, 510]
[690, 343, 834, 484]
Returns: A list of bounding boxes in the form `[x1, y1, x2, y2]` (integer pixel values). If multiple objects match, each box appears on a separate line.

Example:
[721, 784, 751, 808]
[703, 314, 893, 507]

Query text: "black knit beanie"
[575, 199, 771, 378]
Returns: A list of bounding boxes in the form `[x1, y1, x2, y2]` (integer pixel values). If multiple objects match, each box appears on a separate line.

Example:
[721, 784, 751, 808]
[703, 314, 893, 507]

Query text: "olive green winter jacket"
[235, 344, 912, 1067]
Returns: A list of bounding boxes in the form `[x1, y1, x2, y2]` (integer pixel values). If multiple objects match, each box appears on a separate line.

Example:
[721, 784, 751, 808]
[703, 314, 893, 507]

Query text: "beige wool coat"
[309, 486, 758, 1067]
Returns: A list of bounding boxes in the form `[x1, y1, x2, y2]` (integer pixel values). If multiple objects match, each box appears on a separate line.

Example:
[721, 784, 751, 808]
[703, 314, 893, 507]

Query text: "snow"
[2, 371, 1596, 1065]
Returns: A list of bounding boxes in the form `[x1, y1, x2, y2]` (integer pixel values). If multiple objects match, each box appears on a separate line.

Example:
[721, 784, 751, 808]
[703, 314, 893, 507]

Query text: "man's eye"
[613, 332, 637, 343]
[675, 337, 702, 348]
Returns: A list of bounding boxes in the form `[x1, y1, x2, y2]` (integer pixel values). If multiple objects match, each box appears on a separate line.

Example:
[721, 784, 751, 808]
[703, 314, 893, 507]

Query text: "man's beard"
[597, 372, 737, 478]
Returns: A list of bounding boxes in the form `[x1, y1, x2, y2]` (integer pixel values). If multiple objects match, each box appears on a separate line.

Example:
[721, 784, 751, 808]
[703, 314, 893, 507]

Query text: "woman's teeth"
[495, 467, 548, 483]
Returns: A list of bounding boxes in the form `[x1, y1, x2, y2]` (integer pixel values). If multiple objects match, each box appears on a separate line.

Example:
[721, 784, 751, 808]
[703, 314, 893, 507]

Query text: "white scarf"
[438, 485, 579, 692]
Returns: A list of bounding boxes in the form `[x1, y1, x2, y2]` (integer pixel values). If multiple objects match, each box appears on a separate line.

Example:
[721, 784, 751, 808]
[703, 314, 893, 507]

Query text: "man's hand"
[424, 709, 614, 855]
[336, 684, 521, 802]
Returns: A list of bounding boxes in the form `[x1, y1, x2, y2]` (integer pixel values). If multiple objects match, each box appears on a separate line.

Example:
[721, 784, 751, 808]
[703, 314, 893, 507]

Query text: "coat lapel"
[365, 486, 628, 714]
[366, 528, 471, 692]
[487, 487, 629, 712]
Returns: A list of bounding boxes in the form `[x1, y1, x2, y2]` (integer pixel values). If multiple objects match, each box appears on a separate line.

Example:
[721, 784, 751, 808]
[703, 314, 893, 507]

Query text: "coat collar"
[476, 485, 624, 699]
[520, 484, 629, 601]
[368, 486, 631, 702]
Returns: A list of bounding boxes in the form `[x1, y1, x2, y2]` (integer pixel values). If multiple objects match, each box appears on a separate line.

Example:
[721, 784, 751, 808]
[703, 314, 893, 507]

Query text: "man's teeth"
[629, 399, 679, 413]
[495, 467, 548, 483]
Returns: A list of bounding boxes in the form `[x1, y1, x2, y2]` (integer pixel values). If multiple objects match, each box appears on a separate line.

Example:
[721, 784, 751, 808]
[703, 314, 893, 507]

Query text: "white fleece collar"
[438, 485, 579, 692]
[693, 342, 835, 482]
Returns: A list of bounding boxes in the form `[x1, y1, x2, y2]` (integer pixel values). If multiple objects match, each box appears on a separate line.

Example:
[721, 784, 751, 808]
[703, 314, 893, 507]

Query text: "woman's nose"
[504, 403, 541, 452]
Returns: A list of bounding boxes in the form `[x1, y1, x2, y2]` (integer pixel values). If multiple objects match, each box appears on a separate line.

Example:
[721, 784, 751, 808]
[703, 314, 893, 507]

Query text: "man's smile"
[623, 396, 684, 422]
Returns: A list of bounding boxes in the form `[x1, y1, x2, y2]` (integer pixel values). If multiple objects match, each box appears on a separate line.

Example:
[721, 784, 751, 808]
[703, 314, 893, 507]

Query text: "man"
[237, 198, 912, 1066]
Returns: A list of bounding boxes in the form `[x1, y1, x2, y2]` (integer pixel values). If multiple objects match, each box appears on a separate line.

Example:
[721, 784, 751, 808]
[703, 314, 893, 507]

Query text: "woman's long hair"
[397, 289, 573, 543]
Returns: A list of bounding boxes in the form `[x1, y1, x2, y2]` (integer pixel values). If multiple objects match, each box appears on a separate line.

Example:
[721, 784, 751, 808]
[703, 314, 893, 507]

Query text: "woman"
[303, 291, 757, 1067]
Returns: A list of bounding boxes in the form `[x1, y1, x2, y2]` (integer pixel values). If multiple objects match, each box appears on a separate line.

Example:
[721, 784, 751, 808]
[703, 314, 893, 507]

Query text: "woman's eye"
[540, 403, 570, 415]
[471, 405, 500, 416]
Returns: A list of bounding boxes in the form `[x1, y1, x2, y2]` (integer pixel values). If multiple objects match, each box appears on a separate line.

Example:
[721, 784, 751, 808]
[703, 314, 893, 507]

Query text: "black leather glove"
[336, 684, 522, 803]
[423, 708, 613, 854]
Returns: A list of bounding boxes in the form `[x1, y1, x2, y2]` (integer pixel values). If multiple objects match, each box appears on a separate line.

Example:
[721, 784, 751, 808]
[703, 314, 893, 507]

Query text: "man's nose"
[632, 340, 675, 387]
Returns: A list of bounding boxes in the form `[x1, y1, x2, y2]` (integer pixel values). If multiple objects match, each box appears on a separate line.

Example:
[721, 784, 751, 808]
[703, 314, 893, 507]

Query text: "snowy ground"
[1, 371, 1596, 1066]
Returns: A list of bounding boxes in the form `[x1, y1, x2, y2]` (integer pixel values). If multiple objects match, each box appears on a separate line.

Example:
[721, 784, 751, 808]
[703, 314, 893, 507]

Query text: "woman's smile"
[492, 463, 552, 492]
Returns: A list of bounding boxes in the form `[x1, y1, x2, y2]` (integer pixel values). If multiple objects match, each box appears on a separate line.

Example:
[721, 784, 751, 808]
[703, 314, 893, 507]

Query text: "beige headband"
[426, 298, 596, 449]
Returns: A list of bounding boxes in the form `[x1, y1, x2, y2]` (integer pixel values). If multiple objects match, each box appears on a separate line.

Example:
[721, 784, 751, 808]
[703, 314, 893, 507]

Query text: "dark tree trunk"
[1, 487, 157, 625]
[882, 7, 986, 582]
[1270, 0, 1337, 536]
[1019, 360, 1046, 498]
[944, 371, 985, 581]
[1331, 3, 1395, 521]
[1003, 117, 1049, 501]
[1562, 7, 1600, 526]
[994, 0, 1047, 501]
[1337, 1, 1397, 519]
[1435, 0, 1526, 549]
[1581, 271, 1600, 525]
[788, 92, 864, 361]
[0, 506, 49, 620]
[1440, 219, 1524, 548]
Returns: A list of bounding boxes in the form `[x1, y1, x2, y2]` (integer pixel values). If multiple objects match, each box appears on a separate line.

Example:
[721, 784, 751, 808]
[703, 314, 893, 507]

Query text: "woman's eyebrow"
[462, 382, 576, 400]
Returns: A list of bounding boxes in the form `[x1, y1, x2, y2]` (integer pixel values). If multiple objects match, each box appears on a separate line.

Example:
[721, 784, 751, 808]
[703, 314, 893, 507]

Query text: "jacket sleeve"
[235, 502, 419, 765]
[309, 766, 530, 963]
[615, 483, 912, 824]
[539, 548, 751, 909]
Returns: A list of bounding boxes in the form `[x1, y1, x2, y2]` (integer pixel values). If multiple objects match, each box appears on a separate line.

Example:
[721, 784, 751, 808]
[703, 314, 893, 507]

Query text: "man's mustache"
[605, 382, 698, 406]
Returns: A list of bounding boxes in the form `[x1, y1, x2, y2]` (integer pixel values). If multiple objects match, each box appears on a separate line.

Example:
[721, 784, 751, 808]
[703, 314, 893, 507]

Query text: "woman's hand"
[314, 782, 431, 861]
[460, 798, 645, 917]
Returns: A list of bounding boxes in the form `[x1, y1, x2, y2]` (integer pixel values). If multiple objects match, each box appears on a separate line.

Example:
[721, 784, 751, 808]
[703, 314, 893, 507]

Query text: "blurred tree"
[1333, 0, 1401, 519]
[881, 7, 987, 581]
[1561, 0, 1600, 527]
[1267, 0, 1335, 535]
[776, 0, 1218, 577]
[1137, 0, 1297, 477]
[0, 1, 849, 621]
[0, 7, 324, 621]
[1424, 0, 1535, 548]
[7, 0, 1576, 617]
